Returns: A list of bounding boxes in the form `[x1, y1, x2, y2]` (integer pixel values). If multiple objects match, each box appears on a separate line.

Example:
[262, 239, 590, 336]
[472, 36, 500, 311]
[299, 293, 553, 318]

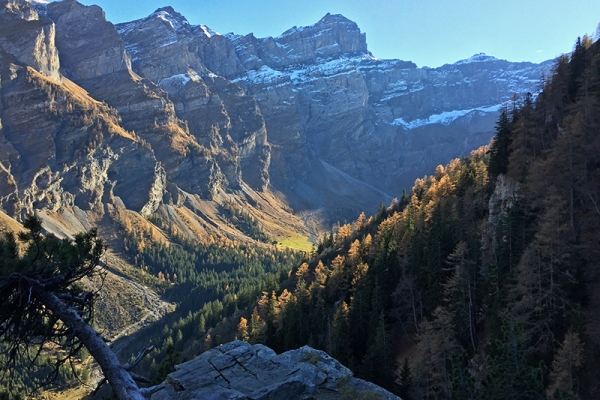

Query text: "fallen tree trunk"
[33, 286, 145, 400]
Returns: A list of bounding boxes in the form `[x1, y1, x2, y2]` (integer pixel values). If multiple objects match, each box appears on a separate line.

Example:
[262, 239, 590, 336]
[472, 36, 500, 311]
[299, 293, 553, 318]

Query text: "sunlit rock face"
[0, 1, 552, 226]
[116, 6, 270, 192]
[0, 0, 61, 82]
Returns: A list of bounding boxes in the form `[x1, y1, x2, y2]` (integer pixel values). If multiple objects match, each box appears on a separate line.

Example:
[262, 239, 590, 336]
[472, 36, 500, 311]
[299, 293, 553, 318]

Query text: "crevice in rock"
[208, 359, 232, 387]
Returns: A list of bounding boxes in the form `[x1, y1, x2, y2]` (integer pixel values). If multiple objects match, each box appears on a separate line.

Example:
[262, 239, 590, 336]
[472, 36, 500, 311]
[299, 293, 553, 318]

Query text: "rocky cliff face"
[150, 340, 400, 400]
[114, 7, 551, 216]
[227, 38, 551, 210]
[116, 7, 270, 192]
[0, 0, 552, 241]
[0, 0, 308, 250]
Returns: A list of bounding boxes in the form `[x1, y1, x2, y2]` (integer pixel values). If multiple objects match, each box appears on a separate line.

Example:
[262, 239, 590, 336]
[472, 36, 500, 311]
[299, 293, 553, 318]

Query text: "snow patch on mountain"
[198, 25, 217, 38]
[158, 73, 191, 88]
[233, 55, 366, 86]
[392, 104, 504, 130]
[455, 53, 499, 65]
[233, 65, 286, 85]
[154, 10, 189, 33]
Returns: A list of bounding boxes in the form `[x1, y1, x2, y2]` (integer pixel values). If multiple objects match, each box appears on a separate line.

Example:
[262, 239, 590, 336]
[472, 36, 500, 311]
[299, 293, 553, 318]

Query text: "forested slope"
[208, 35, 600, 399]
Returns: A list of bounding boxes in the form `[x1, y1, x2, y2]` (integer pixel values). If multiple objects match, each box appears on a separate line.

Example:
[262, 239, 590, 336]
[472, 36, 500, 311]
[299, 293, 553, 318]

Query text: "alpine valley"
[4, 0, 598, 399]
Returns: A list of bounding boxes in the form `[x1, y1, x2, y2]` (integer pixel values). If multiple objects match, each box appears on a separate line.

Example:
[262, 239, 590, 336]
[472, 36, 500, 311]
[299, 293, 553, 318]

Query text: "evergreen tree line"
[116, 225, 303, 385]
[220, 199, 271, 243]
[0, 346, 90, 399]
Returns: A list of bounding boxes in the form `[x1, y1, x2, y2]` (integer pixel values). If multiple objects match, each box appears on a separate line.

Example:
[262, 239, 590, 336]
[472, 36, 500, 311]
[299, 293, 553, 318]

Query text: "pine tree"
[444, 241, 479, 352]
[237, 317, 249, 342]
[331, 302, 352, 367]
[398, 358, 413, 400]
[481, 318, 545, 400]
[488, 107, 513, 179]
[0, 216, 145, 399]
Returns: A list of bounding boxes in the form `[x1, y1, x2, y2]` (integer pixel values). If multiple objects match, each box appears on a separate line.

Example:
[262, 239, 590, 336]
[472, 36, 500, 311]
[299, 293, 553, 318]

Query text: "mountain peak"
[154, 6, 176, 14]
[316, 12, 356, 26]
[151, 6, 189, 26]
[279, 13, 361, 37]
[275, 12, 367, 58]
[455, 52, 499, 65]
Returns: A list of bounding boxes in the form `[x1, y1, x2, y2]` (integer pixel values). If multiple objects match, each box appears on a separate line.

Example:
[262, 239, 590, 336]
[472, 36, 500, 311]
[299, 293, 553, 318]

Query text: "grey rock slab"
[151, 341, 400, 400]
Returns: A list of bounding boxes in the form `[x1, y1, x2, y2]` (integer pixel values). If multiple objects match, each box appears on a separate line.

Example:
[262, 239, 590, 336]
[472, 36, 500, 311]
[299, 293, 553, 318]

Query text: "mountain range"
[4, 1, 597, 399]
[0, 0, 552, 245]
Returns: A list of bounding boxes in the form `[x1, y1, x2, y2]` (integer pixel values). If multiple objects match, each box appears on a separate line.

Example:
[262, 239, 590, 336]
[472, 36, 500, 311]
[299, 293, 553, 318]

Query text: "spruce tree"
[488, 107, 513, 179]
[398, 357, 413, 400]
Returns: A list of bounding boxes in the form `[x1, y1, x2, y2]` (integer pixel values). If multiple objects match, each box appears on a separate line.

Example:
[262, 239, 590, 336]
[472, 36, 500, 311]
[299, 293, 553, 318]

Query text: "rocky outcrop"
[217, 13, 368, 75]
[0, 52, 165, 217]
[150, 340, 400, 400]
[488, 173, 519, 232]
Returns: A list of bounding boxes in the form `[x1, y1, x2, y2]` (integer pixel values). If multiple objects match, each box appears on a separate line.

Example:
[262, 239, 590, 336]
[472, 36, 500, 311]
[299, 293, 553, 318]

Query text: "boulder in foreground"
[150, 340, 400, 400]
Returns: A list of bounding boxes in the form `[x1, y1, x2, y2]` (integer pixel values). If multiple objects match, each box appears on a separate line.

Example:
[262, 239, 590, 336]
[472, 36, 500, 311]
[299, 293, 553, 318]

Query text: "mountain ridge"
[0, 0, 555, 265]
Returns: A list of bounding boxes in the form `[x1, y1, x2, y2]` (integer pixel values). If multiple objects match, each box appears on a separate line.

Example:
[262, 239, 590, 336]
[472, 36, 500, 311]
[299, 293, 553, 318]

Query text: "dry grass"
[42, 385, 90, 400]
[0, 210, 23, 236]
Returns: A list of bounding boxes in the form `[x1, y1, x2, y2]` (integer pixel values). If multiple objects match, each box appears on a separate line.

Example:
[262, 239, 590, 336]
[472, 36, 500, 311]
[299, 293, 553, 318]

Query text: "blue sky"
[76, 0, 600, 68]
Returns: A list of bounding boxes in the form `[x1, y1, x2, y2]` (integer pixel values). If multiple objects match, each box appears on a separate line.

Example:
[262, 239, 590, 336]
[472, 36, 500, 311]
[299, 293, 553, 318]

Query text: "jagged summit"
[279, 12, 360, 36]
[276, 12, 368, 57]
[318, 12, 356, 24]
[116, 5, 193, 37]
[154, 6, 177, 15]
[151, 6, 190, 30]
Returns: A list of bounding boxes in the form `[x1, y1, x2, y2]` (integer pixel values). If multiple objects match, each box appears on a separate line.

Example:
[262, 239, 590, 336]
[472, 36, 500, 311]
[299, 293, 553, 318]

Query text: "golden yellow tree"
[237, 317, 249, 342]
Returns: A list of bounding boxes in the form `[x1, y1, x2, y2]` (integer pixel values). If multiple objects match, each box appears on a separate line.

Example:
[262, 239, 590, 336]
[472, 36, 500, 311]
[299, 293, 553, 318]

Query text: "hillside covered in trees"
[192, 35, 600, 399]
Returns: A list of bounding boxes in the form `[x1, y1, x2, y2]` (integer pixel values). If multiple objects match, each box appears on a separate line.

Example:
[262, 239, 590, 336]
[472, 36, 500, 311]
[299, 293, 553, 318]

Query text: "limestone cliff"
[0, 0, 60, 81]
[116, 7, 270, 192]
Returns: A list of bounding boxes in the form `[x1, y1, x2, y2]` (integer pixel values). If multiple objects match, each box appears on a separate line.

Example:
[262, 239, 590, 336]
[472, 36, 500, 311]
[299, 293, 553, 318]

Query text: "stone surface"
[0, 50, 165, 218]
[150, 341, 400, 400]
[0, 0, 310, 248]
[116, 7, 270, 192]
